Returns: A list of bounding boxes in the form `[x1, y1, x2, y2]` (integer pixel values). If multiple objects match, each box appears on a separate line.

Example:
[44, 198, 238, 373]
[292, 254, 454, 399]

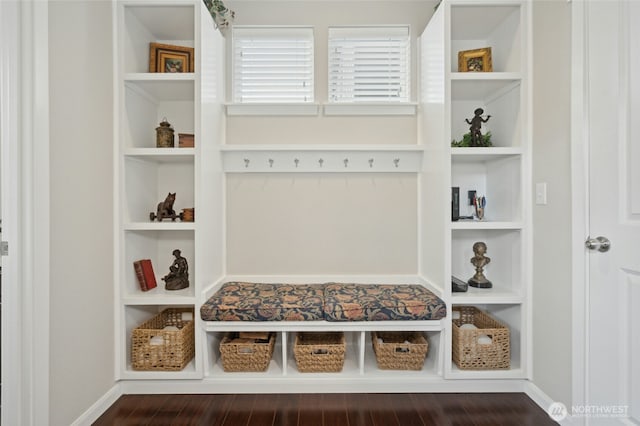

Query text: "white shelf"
[124, 222, 195, 231]
[203, 320, 444, 334]
[123, 290, 196, 305]
[451, 147, 522, 162]
[448, 365, 526, 380]
[225, 103, 320, 116]
[323, 103, 418, 116]
[125, 72, 195, 82]
[121, 359, 200, 381]
[124, 78, 195, 102]
[450, 72, 521, 81]
[124, 147, 195, 163]
[450, 287, 523, 304]
[450, 220, 523, 230]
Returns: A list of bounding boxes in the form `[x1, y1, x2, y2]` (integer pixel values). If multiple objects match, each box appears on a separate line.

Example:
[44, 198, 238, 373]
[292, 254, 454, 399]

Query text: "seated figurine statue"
[163, 249, 189, 291]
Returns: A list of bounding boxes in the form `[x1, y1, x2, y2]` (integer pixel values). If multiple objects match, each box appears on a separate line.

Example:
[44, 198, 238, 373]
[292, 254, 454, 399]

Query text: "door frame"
[1, 1, 22, 424]
[570, 0, 588, 415]
[0, 1, 50, 425]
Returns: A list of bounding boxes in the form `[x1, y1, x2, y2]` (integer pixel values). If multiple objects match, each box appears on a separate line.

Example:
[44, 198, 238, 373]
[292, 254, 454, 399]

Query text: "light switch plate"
[536, 182, 547, 205]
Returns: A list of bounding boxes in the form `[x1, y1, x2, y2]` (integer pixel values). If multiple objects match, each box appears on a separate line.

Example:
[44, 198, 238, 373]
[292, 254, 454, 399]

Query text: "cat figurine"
[155, 192, 176, 221]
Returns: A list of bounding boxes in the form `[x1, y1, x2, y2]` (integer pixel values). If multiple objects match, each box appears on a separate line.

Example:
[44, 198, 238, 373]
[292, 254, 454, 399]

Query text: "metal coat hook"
[268, 159, 274, 168]
[244, 158, 250, 168]
[319, 158, 324, 168]
[369, 158, 374, 168]
[294, 158, 299, 168]
[344, 158, 349, 168]
[393, 158, 400, 168]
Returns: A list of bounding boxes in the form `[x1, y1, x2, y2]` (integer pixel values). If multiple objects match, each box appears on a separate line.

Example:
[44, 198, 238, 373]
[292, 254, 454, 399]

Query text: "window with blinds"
[233, 26, 314, 103]
[328, 26, 410, 103]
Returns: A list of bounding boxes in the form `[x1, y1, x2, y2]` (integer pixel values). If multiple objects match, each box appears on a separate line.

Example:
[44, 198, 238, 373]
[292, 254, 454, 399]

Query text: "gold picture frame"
[149, 43, 194, 73]
[458, 47, 493, 72]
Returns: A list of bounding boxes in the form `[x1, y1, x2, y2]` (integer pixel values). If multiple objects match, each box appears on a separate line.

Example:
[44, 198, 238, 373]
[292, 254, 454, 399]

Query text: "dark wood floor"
[93, 393, 557, 426]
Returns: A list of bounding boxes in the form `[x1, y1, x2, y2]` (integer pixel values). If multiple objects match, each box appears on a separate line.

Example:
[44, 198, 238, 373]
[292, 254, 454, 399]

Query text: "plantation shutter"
[328, 26, 410, 103]
[233, 26, 314, 103]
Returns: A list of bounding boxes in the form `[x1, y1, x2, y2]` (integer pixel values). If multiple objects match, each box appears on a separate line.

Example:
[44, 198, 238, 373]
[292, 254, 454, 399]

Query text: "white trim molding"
[570, 0, 588, 417]
[0, 1, 51, 424]
[70, 384, 122, 426]
[1, 1, 22, 425]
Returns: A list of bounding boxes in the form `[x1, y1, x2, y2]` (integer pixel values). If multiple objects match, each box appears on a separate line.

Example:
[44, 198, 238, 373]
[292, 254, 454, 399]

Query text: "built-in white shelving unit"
[420, 0, 531, 381]
[113, 0, 225, 380]
[113, 0, 531, 392]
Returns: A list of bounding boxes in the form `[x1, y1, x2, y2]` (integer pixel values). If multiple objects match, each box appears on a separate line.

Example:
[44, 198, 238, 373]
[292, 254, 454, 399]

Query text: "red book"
[133, 259, 157, 291]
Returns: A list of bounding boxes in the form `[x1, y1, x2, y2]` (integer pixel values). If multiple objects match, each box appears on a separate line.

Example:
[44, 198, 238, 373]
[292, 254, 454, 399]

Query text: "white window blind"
[233, 26, 314, 103]
[329, 26, 410, 103]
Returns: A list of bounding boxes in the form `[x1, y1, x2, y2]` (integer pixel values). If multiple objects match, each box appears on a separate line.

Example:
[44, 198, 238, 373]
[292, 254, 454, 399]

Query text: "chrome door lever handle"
[585, 236, 611, 252]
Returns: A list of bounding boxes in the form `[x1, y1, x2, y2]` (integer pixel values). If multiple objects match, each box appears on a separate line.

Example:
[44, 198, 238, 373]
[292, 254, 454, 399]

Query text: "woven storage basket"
[219, 332, 276, 372]
[452, 306, 510, 370]
[294, 332, 346, 373]
[371, 331, 429, 370]
[131, 307, 195, 371]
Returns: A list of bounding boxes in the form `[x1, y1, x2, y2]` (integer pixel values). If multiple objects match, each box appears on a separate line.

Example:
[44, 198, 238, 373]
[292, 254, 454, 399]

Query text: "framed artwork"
[458, 47, 493, 72]
[149, 43, 194, 73]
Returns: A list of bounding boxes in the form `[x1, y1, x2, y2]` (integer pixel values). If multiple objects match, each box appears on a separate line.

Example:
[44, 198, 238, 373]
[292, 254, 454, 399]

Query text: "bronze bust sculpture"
[468, 241, 492, 289]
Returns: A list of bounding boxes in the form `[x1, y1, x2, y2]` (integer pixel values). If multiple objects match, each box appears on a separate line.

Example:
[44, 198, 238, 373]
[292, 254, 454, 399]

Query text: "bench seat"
[200, 282, 326, 321]
[200, 282, 446, 322]
[323, 282, 447, 321]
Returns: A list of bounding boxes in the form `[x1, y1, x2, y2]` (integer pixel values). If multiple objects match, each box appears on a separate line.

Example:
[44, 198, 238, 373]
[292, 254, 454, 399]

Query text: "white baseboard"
[70, 383, 122, 426]
[524, 381, 582, 425]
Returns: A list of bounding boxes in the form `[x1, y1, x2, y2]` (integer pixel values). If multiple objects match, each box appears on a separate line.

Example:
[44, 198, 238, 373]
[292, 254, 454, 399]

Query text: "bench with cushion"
[200, 281, 446, 322]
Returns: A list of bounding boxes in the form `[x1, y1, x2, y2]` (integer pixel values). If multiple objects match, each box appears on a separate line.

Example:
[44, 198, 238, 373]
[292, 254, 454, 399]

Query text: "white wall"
[227, 173, 418, 274]
[531, 0, 572, 406]
[48, 1, 115, 424]
[224, 1, 436, 274]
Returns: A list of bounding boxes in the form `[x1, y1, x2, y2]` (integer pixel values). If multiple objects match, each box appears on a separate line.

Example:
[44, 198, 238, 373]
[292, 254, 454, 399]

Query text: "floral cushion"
[200, 282, 325, 321]
[323, 283, 447, 321]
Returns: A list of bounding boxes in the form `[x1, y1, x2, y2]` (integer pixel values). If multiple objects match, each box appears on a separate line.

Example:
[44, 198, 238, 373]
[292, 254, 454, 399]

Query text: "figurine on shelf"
[156, 118, 175, 148]
[465, 108, 491, 147]
[468, 241, 493, 289]
[150, 192, 177, 222]
[162, 249, 189, 291]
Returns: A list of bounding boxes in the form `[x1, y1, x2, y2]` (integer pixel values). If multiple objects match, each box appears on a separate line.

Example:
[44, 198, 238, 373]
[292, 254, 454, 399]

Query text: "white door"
[584, 0, 640, 423]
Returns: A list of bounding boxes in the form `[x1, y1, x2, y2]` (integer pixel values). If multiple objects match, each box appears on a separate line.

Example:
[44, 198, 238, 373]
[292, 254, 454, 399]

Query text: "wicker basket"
[452, 306, 510, 370]
[294, 332, 346, 373]
[131, 307, 195, 371]
[219, 332, 276, 372]
[371, 331, 429, 370]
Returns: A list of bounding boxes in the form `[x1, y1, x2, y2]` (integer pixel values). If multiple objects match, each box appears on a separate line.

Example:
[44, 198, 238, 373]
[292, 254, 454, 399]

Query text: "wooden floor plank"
[246, 393, 276, 426]
[195, 394, 235, 426]
[92, 392, 558, 426]
[366, 393, 401, 426]
[272, 394, 299, 426]
[221, 394, 255, 426]
[345, 393, 375, 426]
[320, 393, 349, 426]
[389, 393, 425, 426]
[297, 394, 323, 426]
